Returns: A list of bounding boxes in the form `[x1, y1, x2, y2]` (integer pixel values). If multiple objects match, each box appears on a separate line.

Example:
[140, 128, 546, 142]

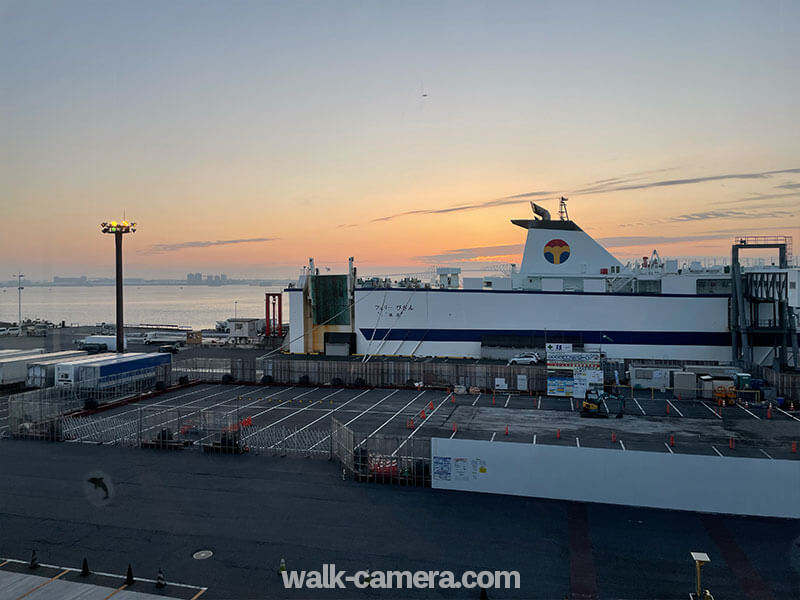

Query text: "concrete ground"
[0, 440, 798, 600]
[13, 383, 797, 461]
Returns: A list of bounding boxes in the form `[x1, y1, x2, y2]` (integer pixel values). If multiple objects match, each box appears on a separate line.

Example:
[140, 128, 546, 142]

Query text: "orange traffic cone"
[504, 425, 509, 436]
[669, 435, 675, 447]
[420, 409, 426, 419]
[556, 428, 561, 439]
[611, 432, 617, 443]
[792, 441, 797, 454]
[767, 404, 773, 419]
[428, 400, 434, 411]
[729, 437, 735, 450]
[666, 403, 670, 415]
[452, 423, 457, 433]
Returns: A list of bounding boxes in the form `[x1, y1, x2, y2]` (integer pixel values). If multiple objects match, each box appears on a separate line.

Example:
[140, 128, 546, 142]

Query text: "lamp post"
[100, 220, 136, 353]
[13, 273, 23, 336]
[234, 300, 238, 320]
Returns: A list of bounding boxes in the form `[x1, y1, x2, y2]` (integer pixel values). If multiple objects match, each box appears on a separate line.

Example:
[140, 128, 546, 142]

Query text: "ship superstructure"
[288, 199, 799, 369]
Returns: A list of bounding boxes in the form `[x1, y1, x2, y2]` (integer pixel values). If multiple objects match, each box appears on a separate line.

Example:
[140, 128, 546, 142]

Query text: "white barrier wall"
[431, 438, 800, 519]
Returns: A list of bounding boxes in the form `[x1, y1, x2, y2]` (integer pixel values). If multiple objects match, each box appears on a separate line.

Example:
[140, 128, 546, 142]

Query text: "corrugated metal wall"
[259, 357, 546, 392]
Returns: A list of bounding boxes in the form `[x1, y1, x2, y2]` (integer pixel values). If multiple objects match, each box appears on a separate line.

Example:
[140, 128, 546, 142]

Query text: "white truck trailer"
[0, 350, 86, 387]
[143, 331, 187, 345]
[25, 351, 91, 388]
[76, 335, 128, 352]
[56, 353, 144, 387]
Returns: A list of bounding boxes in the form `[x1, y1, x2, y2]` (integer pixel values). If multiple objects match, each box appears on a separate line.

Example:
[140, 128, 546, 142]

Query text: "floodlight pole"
[13, 273, 24, 335]
[101, 220, 136, 353]
[115, 231, 124, 354]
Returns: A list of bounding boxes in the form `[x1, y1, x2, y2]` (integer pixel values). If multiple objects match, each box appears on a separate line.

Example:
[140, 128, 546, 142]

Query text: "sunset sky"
[1, 0, 798, 281]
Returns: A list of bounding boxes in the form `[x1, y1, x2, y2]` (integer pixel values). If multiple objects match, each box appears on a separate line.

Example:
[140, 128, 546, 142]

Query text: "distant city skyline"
[2, 1, 798, 280]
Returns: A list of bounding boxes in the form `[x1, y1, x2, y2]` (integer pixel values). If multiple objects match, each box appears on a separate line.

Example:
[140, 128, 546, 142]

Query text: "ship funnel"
[531, 202, 551, 221]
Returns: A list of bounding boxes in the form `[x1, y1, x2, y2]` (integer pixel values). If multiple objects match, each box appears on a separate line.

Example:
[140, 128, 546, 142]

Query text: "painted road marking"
[292, 387, 319, 401]
[268, 388, 349, 448]
[136, 385, 255, 442]
[504, 394, 510, 408]
[570, 398, 574, 412]
[760, 448, 773, 460]
[472, 394, 480, 406]
[101, 584, 127, 600]
[736, 403, 760, 420]
[449, 429, 457, 439]
[575, 437, 580, 448]
[664, 442, 674, 454]
[602, 398, 609, 414]
[701, 514, 775, 600]
[712, 446, 723, 457]
[633, 398, 646, 415]
[537, 396, 541, 409]
[308, 389, 397, 450]
[619, 440, 626, 451]
[568, 502, 598, 600]
[701, 401, 722, 419]
[775, 406, 800, 422]
[393, 393, 450, 456]
[490, 432, 496, 442]
[359, 391, 426, 448]
[665, 399, 683, 417]
[532, 434, 537, 445]
[109, 384, 250, 442]
[14, 569, 69, 600]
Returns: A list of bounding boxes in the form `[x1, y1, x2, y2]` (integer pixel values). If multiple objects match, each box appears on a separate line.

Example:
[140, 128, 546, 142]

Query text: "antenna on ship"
[559, 197, 569, 221]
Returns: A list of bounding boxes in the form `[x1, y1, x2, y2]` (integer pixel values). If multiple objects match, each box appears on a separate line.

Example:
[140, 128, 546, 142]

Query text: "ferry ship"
[288, 199, 799, 369]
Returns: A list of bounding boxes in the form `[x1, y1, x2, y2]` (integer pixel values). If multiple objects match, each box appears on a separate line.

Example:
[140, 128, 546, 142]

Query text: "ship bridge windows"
[696, 278, 732, 295]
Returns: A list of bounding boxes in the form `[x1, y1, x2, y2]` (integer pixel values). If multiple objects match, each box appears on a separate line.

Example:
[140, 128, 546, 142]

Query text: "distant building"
[53, 276, 88, 285]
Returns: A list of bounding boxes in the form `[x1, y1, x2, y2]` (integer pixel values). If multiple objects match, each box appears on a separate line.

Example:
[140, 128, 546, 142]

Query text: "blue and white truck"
[76, 353, 172, 391]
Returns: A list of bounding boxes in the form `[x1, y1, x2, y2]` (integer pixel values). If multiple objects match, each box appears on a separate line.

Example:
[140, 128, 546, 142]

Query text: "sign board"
[545, 343, 572, 352]
[516, 374, 528, 392]
[547, 351, 602, 397]
[494, 377, 508, 391]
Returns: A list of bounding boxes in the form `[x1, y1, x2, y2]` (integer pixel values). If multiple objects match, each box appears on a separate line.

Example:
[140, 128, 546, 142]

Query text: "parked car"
[507, 352, 541, 365]
[0, 328, 9, 336]
[158, 344, 180, 354]
[6, 327, 20, 336]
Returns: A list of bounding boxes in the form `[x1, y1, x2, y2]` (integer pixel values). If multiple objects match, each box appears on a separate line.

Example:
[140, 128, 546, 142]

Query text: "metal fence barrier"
[331, 418, 431, 487]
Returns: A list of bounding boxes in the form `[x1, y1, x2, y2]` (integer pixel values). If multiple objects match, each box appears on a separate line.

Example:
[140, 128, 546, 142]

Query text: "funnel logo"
[543, 239, 570, 264]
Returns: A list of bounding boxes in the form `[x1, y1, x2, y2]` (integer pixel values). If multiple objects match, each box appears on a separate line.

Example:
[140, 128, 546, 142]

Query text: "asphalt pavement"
[1, 440, 798, 599]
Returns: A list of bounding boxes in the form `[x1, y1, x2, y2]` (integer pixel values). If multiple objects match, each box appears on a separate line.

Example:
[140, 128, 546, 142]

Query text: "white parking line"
[712, 446, 723, 457]
[292, 387, 319, 401]
[504, 395, 510, 408]
[449, 429, 457, 439]
[490, 432, 496, 442]
[472, 394, 480, 407]
[619, 440, 626, 451]
[532, 434, 537, 445]
[358, 391, 426, 447]
[736, 403, 760, 420]
[701, 401, 722, 419]
[774, 406, 800, 422]
[664, 442, 674, 454]
[113, 385, 250, 443]
[392, 393, 450, 456]
[665, 399, 684, 417]
[267, 388, 352, 448]
[308, 389, 397, 450]
[537, 396, 541, 409]
[633, 398, 646, 415]
[760, 448, 773, 460]
[242, 392, 326, 440]
[602, 398, 609, 414]
[223, 386, 297, 415]
[570, 398, 574, 412]
[576, 437, 580, 448]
